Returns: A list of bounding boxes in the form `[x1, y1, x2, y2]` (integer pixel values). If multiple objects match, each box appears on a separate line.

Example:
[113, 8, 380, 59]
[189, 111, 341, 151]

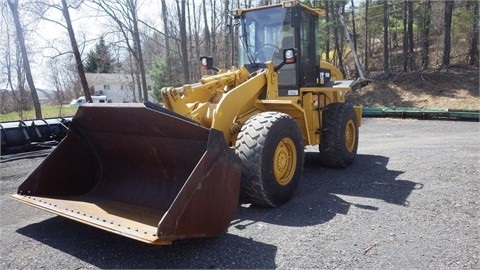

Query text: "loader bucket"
[11, 103, 241, 245]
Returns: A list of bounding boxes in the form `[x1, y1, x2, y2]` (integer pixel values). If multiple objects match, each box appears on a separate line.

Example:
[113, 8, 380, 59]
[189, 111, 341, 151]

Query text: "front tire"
[235, 112, 304, 207]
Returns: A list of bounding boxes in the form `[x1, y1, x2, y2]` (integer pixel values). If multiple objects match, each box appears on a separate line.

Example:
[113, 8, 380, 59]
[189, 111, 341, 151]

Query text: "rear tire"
[235, 112, 304, 207]
[319, 103, 359, 168]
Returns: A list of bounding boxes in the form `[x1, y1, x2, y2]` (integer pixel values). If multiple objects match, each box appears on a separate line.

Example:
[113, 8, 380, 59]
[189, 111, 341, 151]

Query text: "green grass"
[0, 105, 78, 122]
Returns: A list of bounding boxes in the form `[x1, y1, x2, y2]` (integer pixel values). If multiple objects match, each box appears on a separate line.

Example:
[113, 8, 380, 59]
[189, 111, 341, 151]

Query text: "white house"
[85, 73, 152, 103]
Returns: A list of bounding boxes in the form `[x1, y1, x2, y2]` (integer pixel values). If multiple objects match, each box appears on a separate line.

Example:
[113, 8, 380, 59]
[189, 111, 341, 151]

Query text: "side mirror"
[200, 56, 219, 72]
[200, 56, 214, 70]
[274, 48, 297, 72]
[283, 48, 297, 64]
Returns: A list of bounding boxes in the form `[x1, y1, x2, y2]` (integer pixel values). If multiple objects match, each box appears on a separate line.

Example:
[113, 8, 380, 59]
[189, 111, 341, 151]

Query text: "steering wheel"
[263, 43, 280, 50]
[256, 43, 281, 62]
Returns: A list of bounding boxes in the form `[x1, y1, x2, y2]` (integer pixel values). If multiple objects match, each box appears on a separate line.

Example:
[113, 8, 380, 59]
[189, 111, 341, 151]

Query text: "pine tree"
[84, 37, 116, 73]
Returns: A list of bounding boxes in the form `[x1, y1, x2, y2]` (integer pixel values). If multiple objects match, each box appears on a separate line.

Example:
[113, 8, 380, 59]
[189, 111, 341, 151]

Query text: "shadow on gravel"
[15, 153, 421, 268]
[233, 153, 423, 227]
[16, 217, 277, 269]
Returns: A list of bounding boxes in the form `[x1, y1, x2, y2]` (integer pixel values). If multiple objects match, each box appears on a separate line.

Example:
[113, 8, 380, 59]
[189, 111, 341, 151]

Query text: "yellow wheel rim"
[345, 119, 356, 153]
[273, 137, 297, 186]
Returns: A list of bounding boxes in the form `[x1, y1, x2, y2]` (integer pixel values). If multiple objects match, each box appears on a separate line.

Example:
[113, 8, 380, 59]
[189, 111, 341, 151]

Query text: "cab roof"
[234, 1, 325, 18]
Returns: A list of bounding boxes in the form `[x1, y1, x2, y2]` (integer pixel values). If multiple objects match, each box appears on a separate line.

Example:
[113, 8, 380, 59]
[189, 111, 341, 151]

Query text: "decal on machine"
[287, 90, 299, 95]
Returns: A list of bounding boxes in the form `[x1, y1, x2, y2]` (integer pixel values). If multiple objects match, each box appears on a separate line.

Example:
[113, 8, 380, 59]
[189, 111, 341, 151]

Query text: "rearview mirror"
[200, 56, 214, 70]
[283, 48, 297, 64]
[200, 56, 219, 72]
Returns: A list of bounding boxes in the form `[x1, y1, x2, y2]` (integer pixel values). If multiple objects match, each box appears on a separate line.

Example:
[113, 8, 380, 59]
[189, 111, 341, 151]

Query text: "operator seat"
[281, 36, 294, 50]
[278, 35, 297, 89]
[274, 36, 294, 61]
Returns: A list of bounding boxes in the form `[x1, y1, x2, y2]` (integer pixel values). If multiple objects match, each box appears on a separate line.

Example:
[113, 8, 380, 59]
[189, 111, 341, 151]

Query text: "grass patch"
[0, 105, 78, 122]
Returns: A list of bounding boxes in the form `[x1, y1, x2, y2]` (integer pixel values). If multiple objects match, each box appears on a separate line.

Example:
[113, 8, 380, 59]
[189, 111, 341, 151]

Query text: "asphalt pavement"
[1, 118, 479, 269]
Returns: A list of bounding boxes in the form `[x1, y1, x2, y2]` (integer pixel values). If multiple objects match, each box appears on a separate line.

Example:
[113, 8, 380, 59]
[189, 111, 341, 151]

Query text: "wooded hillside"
[1, 0, 478, 118]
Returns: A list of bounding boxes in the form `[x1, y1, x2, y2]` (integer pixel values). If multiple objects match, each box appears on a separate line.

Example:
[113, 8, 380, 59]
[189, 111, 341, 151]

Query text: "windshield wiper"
[240, 19, 258, 68]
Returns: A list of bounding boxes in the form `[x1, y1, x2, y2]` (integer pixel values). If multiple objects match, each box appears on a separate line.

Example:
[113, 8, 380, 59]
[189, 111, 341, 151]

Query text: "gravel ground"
[1, 118, 479, 269]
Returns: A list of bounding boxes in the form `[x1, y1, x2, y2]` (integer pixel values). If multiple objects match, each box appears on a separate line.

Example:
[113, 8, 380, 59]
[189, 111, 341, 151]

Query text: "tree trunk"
[407, 1, 415, 71]
[383, 0, 389, 73]
[192, 1, 201, 76]
[364, 0, 369, 72]
[442, 0, 454, 68]
[161, 0, 173, 85]
[402, 1, 408, 72]
[325, 1, 330, 62]
[469, 0, 479, 66]
[61, 0, 92, 103]
[421, 0, 432, 70]
[332, 3, 341, 71]
[223, 0, 231, 68]
[128, 53, 137, 102]
[350, 0, 357, 52]
[339, 12, 365, 78]
[7, 0, 42, 119]
[176, 0, 190, 82]
[202, 0, 211, 54]
[349, 0, 358, 77]
[132, 41, 142, 101]
[14, 55, 28, 112]
[407, 0, 414, 71]
[128, 0, 149, 102]
[210, 1, 217, 58]
[187, 0, 195, 80]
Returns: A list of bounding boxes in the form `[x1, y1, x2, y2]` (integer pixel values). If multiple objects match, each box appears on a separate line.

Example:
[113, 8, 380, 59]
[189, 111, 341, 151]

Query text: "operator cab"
[235, 1, 324, 96]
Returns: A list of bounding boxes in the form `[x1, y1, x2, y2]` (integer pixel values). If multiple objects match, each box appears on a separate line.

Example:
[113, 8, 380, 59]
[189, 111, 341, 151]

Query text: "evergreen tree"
[84, 37, 116, 73]
[149, 57, 167, 102]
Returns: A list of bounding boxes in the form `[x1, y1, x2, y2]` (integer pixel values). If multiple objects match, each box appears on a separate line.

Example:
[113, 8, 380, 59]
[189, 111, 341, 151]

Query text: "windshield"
[238, 6, 292, 67]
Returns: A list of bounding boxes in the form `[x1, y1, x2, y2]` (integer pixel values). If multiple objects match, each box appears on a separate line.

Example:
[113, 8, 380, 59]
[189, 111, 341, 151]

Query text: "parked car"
[69, 95, 109, 106]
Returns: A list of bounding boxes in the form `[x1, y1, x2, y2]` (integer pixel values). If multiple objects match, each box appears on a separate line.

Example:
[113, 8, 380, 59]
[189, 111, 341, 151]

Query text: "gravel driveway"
[1, 118, 478, 269]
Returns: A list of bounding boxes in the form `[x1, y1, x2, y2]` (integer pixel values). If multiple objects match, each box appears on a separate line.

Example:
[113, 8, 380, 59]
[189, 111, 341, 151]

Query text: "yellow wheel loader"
[12, 1, 361, 245]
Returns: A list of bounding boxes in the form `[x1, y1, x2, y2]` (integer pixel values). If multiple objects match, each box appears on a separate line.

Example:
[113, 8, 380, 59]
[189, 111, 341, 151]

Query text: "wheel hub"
[345, 119, 356, 153]
[273, 137, 297, 186]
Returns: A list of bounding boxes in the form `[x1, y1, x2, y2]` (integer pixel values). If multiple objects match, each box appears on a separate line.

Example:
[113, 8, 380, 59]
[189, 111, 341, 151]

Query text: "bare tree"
[469, 0, 479, 66]
[28, 0, 92, 102]
[209, 0, 217, 59]
[420, 0, 432, 70]
[192, 1, 201, 73]
[332, 2, 345, 74]
[7, 0, 42, 119]
[325, 1, 330, 62]
[442, 0, 454, 68]
[350, 0, 357, 53]
[396, 1, 413, 71]
[383, 0, 389, 73]
[91, 0, 149, 102]
[406, 0, 414, 71]
[202, 0, 211, 55]
[175, 0, 190, 82]
[60, 0, 92, 102]
[363, 0, 369, 72]
[47, 56, 74, 116]
[160, 0, 173, 85]
[0, 6, 27, 115]
[223, 0, 231, 68]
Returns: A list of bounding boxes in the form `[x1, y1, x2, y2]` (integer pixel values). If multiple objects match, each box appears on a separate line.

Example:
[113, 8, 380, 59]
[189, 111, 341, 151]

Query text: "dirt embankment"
[347, 66, 479, 110]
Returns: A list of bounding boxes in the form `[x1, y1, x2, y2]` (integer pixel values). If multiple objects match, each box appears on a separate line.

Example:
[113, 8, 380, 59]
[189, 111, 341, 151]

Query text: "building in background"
[85, 73, 152, 103]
